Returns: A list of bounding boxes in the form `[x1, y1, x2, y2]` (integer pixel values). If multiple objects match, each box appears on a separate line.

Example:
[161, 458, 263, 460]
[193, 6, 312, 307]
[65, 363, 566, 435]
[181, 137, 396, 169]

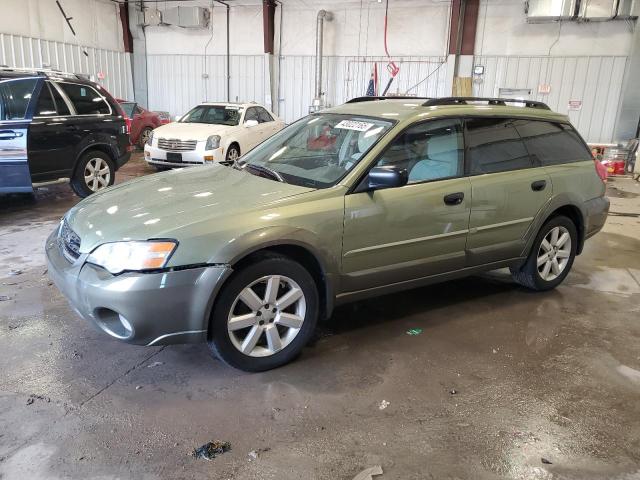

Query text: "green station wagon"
[46, 96, 609, 371]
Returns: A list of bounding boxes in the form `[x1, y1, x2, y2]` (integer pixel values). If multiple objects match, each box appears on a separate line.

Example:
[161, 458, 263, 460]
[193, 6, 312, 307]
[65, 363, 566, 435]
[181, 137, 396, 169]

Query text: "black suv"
[0, 68, 131, 197]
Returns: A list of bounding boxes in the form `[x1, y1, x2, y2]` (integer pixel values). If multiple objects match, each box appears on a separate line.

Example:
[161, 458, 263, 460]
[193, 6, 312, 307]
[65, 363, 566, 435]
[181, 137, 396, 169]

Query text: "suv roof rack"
[346, 96, 432, 104]
[0, 66, 83, 80]
[422, 97, 550, 110]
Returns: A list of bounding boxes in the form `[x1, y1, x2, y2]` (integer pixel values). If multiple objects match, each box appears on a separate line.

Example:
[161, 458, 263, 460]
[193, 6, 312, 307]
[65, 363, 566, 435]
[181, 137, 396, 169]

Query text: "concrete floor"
[1, 155, 639, 479]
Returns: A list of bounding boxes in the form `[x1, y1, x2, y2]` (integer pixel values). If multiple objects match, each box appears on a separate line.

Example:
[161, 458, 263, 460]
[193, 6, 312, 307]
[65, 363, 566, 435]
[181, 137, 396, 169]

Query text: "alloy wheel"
[227, 147, 239, 162]
[84, 157, 111, 192]
[537, 226, 572, 281]
[140, 129, 151, 146]
[227, 275, 306, 357]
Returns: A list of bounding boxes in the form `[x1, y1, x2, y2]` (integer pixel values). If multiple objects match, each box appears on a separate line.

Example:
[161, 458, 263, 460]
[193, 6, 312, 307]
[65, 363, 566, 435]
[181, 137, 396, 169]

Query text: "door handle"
[0, 130, 23, 140]
[443, 192, 464, 205]
[531, 180, 547, 191]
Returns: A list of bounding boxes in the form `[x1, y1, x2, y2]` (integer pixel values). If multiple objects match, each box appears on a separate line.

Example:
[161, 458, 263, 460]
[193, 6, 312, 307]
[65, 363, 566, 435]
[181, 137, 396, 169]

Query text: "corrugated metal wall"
[277, 55, 448, 123]
[146, 54, 266, 116]
[0, 33, 133, 101]
[473, 55, 628, 143]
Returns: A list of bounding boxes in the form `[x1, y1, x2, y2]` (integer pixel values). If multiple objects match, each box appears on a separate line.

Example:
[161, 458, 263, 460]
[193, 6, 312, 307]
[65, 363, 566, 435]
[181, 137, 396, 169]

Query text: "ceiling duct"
[526, 0, 579, 22]
[162, 6, 210, 29]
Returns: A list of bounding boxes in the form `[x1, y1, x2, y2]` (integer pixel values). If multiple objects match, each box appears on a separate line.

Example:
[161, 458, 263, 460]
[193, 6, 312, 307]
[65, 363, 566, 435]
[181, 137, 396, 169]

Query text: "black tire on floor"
[225, 144, 240, 163]
[138, 127, 153, 149]
[510, 215, 578, 291]
[70, 151, 115, 198]
[208, 253, 319, 372]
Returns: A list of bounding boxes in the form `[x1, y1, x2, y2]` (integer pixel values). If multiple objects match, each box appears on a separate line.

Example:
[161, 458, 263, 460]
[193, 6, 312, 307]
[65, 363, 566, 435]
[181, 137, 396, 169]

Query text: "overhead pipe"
[214, 0, 230, 102]
[312, 9, 333, 112]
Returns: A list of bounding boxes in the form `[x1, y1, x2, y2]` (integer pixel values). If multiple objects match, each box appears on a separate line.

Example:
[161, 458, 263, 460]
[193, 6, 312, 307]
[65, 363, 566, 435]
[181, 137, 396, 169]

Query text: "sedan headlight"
[205, 135, 221, 150]
[87, 241, 177, 274]
[146, 130, 154, 146]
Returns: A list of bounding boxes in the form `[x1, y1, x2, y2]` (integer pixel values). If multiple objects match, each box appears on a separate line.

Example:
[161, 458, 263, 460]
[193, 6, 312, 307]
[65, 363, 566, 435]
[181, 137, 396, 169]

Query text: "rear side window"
[0, 78, 38, 120]
[35, 83, 57, 116]
[58, 82, 111, 115]
[50, 84, 71, 115]
[514, 120, 591, 166]
[466, 118, 531, 174]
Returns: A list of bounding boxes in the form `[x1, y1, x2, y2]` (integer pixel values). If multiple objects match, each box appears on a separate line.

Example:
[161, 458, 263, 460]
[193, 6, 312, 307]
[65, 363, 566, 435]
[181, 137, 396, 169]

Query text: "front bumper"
[45, 229, 231, 346]
[143, 144, 225, 168]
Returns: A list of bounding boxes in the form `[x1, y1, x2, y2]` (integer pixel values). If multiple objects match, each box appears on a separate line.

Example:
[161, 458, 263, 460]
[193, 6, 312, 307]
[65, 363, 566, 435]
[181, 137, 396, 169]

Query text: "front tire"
[510, 215, 577, 291]
[208, 253, 319, 372]
[225, 144, 240, 163]
[139, 127, 153, 149]
[70, 151, 115, 198]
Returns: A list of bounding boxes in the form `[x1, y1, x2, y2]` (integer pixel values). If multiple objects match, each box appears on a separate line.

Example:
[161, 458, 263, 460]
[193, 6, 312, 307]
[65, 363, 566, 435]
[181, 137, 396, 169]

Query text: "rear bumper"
[114, 151, 131, 170]
[584, 195, 610, 240]
[45, 228, 231, 346]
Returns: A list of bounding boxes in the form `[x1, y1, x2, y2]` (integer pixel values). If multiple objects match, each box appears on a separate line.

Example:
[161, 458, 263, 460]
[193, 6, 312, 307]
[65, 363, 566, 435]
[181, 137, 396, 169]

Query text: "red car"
[117, 99, 170, 148]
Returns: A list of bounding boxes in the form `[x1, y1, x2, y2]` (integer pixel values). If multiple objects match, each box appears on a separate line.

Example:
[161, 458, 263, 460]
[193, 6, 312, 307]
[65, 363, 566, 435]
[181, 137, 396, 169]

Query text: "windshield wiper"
[244, 163, 285, 183]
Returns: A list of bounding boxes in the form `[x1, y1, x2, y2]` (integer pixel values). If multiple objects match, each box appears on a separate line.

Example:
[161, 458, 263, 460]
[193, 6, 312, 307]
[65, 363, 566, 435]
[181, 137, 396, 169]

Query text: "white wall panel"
[473, 55, 628, 143]
[0, 33, 133, 101]
[146, 55, 265, 116]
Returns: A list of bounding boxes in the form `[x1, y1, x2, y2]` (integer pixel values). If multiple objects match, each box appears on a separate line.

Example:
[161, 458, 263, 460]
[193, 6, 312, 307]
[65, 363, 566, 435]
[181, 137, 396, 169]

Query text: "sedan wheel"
[226, 145, 240, 163]
[536, 226, 571, 281]
[84, 157, 111, 192]
[227, 275, 306, 357]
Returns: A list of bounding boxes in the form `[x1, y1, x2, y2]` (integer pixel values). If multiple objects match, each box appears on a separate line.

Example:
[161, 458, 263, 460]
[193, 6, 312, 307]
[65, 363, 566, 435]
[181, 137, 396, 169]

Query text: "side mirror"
[244, 119, 259, 128]
[365, 166, 408, 191]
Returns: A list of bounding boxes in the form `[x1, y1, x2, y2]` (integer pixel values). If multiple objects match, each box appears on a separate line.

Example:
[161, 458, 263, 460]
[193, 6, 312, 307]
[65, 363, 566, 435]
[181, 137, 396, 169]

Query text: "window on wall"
[0, 78, 38, 120]
[466, 118, 532, 174]
[374, 119, 464, 183]
[58, 82, 111, 115]
[513, 120, 591, 166]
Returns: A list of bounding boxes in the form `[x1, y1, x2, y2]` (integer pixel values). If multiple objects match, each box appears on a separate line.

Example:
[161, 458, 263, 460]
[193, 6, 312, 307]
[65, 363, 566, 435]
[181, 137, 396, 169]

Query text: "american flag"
[366, 63, 378, 96]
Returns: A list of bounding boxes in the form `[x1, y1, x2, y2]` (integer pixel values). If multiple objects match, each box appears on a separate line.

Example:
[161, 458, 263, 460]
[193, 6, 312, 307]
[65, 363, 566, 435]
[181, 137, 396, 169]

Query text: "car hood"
[66, 165, 315, 254]
[152, 122, 237, 140]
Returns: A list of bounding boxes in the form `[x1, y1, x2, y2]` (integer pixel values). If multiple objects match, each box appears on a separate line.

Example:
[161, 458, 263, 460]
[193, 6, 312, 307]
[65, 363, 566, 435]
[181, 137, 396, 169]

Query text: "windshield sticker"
[335, 120, 374, 132]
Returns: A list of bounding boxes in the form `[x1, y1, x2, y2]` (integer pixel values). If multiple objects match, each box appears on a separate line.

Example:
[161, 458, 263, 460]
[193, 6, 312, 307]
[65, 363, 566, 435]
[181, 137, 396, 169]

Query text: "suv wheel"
[510, 215, 577, 291]
[208, 253, 318, 372]
[139, 127, 152, 149]
[71, 151, 115, 198]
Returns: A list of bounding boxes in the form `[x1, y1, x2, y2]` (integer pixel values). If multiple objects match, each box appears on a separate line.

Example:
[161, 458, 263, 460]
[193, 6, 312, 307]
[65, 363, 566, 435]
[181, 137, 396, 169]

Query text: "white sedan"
[143, 102, 285, 169]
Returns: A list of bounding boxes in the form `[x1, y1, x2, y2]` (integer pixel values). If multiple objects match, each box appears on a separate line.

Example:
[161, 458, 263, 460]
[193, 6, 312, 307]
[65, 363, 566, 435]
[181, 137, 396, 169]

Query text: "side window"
[50, 84, 71, 115]
[256, 107, 273, 123]
[0, 78, 38, 120]
[35, 83, 57, 116]
[58, 82, 111, 115]
[514, 120, 591, 166]
[244, 107, 259, 123]
[466, 118, 531, 174]
[374, 119, 464, 183]
[135, 105, 144, 115]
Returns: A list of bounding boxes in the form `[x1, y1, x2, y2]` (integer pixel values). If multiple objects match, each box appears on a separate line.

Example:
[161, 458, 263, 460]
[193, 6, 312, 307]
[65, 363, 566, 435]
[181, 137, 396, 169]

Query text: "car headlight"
[87, 240, 177, 274]
[146, 130, 154, 146]
[205, 135, 221, 150]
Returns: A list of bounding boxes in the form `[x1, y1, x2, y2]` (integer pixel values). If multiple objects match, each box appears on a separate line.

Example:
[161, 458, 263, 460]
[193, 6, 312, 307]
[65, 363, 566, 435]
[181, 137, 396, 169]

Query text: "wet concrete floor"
[1, 156, 639, 479]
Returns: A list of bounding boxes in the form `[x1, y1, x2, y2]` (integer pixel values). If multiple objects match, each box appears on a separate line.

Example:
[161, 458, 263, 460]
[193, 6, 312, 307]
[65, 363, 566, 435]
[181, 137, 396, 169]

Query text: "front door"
[464, 117, 552, 265]
[342, 118, 472, 292]
[0, 77, 39, 192]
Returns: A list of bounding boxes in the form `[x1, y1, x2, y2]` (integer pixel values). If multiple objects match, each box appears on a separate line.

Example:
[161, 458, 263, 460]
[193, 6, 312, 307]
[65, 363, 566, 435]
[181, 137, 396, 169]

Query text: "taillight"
[594, 159, 608, 183]
[124, 116, 132, 135]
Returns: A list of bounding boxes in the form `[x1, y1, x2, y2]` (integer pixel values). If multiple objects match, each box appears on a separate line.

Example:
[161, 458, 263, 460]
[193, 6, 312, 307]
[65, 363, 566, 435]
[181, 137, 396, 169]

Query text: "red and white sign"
[538, 84, 551, 94]
[568, 100, 582, 111]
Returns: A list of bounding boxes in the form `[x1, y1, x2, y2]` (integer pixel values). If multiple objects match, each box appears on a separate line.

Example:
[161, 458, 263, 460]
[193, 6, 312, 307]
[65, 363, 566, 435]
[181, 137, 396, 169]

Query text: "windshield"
[239, 114, 394, 188]
[180, 105, 242, 126]
[119, 102, 135, 118]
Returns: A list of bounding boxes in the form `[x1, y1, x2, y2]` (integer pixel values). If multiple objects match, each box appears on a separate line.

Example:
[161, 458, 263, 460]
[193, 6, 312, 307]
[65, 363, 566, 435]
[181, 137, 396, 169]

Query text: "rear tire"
[208, 253, 318, 372]
[70, 151, 115, 198]
[510, 215, 577, 291]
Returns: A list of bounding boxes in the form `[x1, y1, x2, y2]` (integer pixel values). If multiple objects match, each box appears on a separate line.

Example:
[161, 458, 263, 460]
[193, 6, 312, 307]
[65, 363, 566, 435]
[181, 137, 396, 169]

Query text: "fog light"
[204, 155, 214, 162]
[94, 308, 134, 339]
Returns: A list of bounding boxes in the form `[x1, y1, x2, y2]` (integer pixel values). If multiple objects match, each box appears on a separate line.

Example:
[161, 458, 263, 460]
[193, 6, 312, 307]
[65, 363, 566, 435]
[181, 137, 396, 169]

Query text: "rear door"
[27, 80, 75, 180]
[256, 106, 281, 137]
[243, 107, 263, 150]
[0, 77, 39, 192]
[465, 117, 552, 265]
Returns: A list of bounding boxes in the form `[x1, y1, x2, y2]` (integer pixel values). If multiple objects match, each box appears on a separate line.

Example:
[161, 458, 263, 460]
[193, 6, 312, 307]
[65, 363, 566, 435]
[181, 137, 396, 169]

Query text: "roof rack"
[346, 96, 432, 104]
[0, 66, 82, 80]
[422, 97, 550, 110]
